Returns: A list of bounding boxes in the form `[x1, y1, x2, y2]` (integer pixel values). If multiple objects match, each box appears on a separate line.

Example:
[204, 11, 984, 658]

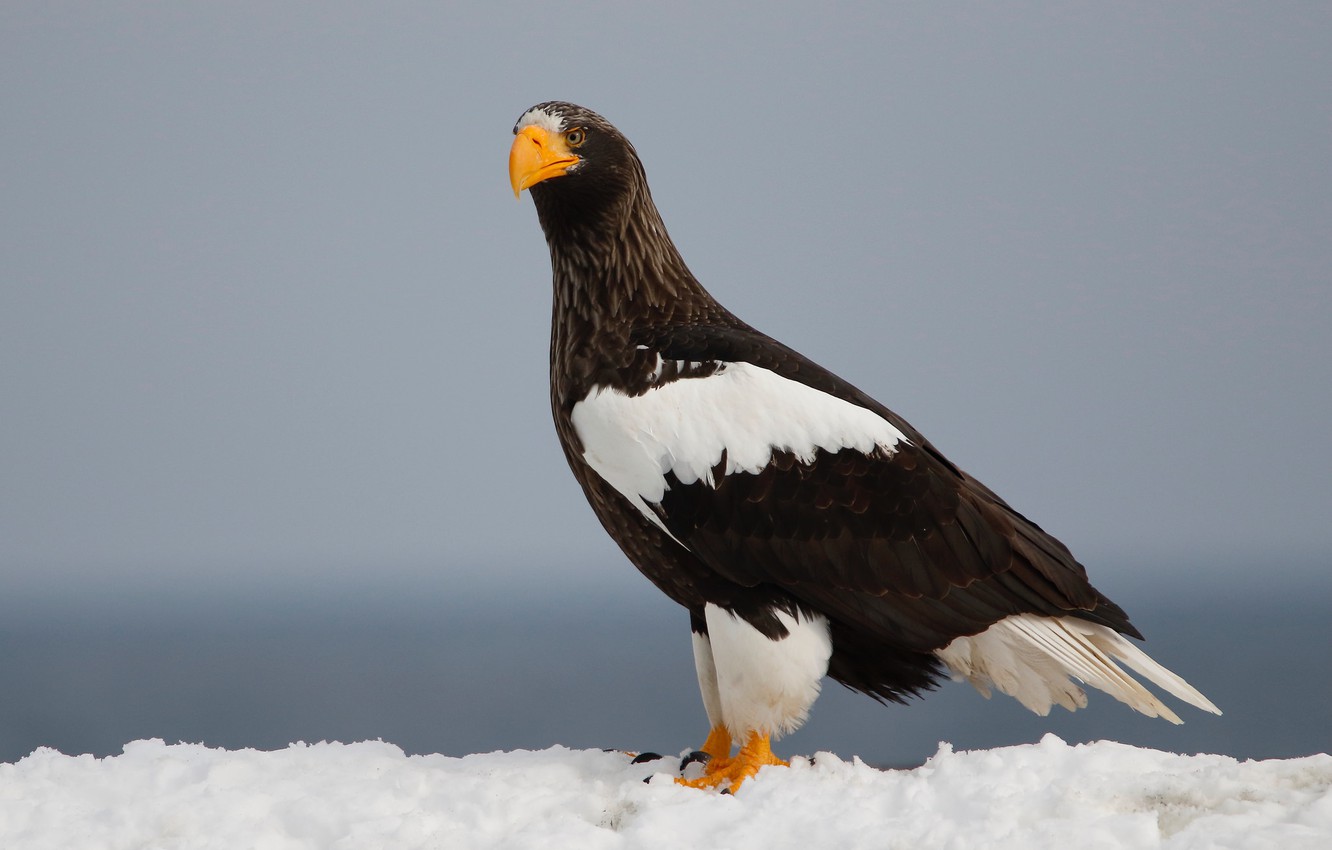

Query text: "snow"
[2, 736, 1328, 849]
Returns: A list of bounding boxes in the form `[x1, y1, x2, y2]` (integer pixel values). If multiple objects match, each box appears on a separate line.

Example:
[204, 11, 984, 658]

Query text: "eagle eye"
[565, 129, 586, 147]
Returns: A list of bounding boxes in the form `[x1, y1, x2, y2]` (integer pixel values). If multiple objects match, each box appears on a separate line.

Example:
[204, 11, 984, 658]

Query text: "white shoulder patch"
[570, 362, 909, 533]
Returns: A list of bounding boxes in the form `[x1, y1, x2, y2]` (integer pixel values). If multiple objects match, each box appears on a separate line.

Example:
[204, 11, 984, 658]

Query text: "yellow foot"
[676, 730, 787, 793]
[692, 724, 734, 774]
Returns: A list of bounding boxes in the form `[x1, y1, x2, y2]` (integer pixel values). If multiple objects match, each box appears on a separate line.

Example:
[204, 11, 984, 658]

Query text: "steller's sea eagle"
[507, 101, 1220, 792]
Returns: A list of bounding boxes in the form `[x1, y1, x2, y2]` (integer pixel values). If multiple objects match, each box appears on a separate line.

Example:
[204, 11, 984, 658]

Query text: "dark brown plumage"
[508, 101, 1218, 790]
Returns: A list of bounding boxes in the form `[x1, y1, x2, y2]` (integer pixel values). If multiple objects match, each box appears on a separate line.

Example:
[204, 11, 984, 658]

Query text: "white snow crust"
[2, 735, 1329, 849]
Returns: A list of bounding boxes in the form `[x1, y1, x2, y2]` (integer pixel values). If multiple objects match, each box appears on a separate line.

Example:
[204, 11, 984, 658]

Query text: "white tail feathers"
[936, 614, 1222, 724]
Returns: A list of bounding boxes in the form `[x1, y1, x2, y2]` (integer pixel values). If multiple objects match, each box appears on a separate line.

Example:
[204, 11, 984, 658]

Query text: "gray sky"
[3, 2, 1329, 604]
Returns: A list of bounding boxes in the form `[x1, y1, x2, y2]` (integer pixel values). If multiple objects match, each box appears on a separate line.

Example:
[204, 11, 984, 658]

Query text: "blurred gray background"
[2, 3, 1328, 766]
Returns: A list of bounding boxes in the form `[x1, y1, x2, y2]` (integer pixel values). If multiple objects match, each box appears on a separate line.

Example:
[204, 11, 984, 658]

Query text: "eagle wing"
[630, 322, 1138, 652]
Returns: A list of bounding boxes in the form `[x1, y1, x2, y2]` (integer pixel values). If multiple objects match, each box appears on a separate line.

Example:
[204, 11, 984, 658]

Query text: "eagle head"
[509, 101, 646, 225]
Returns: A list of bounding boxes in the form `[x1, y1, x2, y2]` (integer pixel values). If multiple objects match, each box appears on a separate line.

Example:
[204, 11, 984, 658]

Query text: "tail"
[935, 614, 1222, 723]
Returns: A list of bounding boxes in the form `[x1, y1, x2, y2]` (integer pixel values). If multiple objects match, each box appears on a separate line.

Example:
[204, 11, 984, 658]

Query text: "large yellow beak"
[509, 125, 579, 198]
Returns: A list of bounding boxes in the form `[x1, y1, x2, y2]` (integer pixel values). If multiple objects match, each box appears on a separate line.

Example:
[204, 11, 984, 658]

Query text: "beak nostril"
[508, 125, 572, 197]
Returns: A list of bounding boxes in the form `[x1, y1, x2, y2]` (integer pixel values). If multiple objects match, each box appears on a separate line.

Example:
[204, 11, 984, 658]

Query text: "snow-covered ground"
[1, 735, 1328, 849]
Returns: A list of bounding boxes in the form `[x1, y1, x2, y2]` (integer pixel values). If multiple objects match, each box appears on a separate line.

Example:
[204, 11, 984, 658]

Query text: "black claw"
[630, 751, 665, 764]
[679, 750, 711, 769]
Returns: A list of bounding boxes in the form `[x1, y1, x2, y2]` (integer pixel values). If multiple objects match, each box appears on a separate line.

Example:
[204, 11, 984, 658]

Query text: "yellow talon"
[676, 730, 787, 792]
[697, 724, 733, 772]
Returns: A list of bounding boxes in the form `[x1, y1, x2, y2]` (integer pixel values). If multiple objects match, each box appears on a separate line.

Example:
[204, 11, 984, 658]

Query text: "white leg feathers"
[936, 614, 1222, 723]
[691, 631, 724, 731]
[703, 604, 833, 740]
